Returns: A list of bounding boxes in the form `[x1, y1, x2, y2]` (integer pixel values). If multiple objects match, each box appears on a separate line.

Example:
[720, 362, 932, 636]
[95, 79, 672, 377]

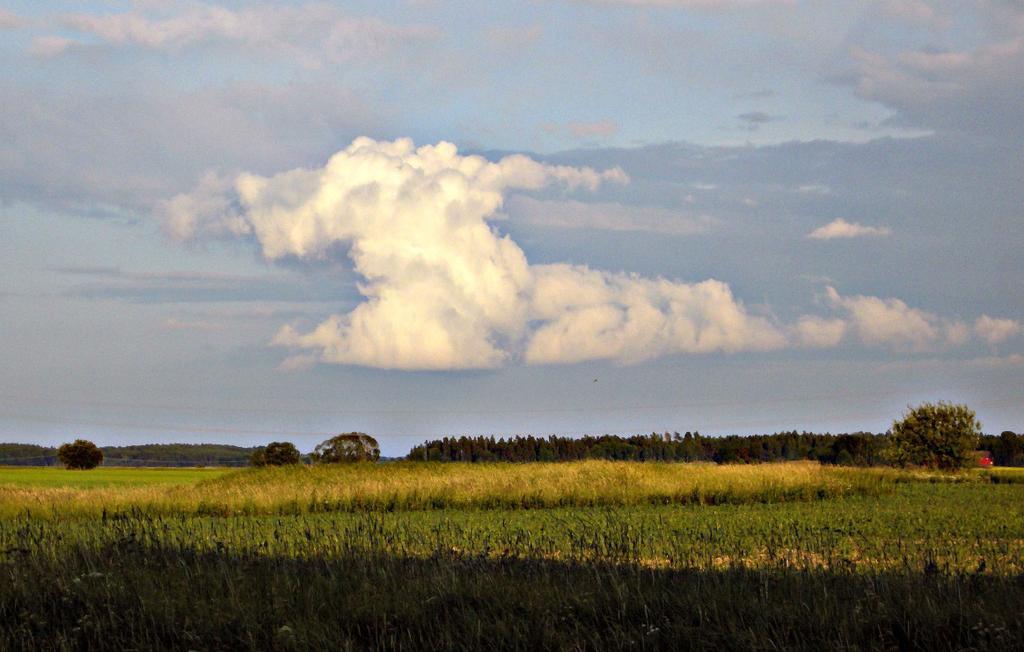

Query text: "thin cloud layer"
[578, 0, 794, 7]
[505, 196, 717, 236]
[872, 0, 949, 27]
[567, 120, 619, 138]
[0, 10, 23, 29]
[844, 22, 1024, 137]
[42, 3, 439, 66]
[807, 218, 891, 240]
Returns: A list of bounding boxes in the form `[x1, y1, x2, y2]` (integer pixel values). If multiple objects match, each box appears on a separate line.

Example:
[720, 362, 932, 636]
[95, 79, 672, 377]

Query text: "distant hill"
[0, 443, 257, 467]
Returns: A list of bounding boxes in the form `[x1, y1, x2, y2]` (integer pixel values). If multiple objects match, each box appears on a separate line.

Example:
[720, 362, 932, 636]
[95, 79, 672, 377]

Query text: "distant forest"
[408, 431, 1024, 467]
[0, 443, 256, 467]
[2, 430, 1022, 467]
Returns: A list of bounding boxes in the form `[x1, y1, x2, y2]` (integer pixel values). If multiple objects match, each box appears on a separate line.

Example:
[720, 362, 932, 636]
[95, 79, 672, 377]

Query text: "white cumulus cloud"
[791, 315, 847, 349]
[166, 137, 1010, 370]
[526, 267, 786, 365]
[825, 286, 959, 351]
[975, 314, 1021, 345]
[807, 218, 891, 240]
[165, 137, 801, 370]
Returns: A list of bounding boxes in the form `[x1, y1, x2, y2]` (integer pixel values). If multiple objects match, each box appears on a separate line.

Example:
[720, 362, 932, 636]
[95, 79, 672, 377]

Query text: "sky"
[0, 0, 1022, 456]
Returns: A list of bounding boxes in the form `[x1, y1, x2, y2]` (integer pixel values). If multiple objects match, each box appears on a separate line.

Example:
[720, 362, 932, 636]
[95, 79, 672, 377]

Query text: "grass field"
[2, 462, 1023, 650]
[0, 460, 963, 519]
[0, 466, 232, 489]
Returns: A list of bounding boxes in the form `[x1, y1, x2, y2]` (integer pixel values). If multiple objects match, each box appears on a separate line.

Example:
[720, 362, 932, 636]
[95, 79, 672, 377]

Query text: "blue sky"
[1, 0, 1021, 455]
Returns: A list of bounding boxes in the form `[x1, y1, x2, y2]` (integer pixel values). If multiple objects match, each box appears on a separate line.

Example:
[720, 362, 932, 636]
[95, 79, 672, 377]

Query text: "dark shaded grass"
[3, 479, 1022, 650]
[3, 542, 1023, 651]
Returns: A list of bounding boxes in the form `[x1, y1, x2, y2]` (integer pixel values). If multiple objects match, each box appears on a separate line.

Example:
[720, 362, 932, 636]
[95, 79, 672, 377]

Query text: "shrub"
[57, 439, 103, 470]
[251, 441, 302, 467]
[311, 433, 380, 464]
[892, 402, 980, 471]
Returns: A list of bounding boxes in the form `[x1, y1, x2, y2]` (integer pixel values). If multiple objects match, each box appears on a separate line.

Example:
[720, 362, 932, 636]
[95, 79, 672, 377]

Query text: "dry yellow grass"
[0, 460, 928, 518]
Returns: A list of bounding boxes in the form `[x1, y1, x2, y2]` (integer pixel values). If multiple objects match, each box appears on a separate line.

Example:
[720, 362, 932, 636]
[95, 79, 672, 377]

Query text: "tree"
[57, 439, 103, 470]
[311, 433, 380, 464]
[891, 402, 981, 471]
[998, 431, 1023, 466]
[250, 441, 301, 467]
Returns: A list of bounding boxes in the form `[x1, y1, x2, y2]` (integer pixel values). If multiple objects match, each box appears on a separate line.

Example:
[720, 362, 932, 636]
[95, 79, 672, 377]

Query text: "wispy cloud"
[0, 9, 24, 29]
[28, 36, 73, 58]
[164, 318, 228, 332]
[506, 196, 716, 236]
[51, 266, 355, 305]
[575, 0, 794, 8]
[485, 24, 543, 48]
[967, 353, 1024, 368]
[567, 119, 619, 138]
[736, 111, 777, 127]
[541, 119, 619, 140]
[732, 88, 776, 99]
[43, 3, 440, 67]
[873, 0, 950, 27]
[0, 80, 380, 213]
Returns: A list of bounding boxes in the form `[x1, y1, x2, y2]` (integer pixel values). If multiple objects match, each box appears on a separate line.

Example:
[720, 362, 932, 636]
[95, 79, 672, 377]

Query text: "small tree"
[249, 447, 266, 467]
[250, 441, 301, 467]
[891, 402, 981, 471]
[57, 439, 103, 470]
[311, 433, 380, 464]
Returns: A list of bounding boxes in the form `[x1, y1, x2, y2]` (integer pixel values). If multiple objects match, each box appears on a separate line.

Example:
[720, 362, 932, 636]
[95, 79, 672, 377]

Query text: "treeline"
[408, 430, 1024, 466]
[3, 430, 1022, 468]
[0, 443, 256, 467]
[0, 443, 58, 466]
[980, 432, 1024, 466]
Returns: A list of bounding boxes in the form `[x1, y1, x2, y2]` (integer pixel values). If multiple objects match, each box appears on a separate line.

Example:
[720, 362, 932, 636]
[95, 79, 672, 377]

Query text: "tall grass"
[0, 460, 924, 518]
[2, 463, 1021, 649]
[3, 483, 1022, 574]
[2, 482, 1023, 650]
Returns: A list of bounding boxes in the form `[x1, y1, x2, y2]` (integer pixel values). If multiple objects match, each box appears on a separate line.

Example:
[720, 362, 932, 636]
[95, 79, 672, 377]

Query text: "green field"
[2, 462, 1023, 650]
[0, 466, 233, 489]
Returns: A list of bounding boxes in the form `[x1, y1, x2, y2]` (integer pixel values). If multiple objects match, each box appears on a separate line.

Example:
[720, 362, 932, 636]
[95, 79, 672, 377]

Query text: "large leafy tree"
[312, 433, 380, 464]
[892, 402, 981, 471]
[250, 441, 302, 467]
[57, 439, 103, 470]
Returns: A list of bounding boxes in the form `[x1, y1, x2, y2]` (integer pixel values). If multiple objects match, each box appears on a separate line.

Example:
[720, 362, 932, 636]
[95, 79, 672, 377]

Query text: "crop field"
[2, 462, 1023, 650]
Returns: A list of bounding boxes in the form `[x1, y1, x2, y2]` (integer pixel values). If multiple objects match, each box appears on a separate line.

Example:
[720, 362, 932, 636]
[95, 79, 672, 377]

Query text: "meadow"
[0, 460, 912, 519]
[2, 462, 1023, 649]
[0, 466, 232, 489]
